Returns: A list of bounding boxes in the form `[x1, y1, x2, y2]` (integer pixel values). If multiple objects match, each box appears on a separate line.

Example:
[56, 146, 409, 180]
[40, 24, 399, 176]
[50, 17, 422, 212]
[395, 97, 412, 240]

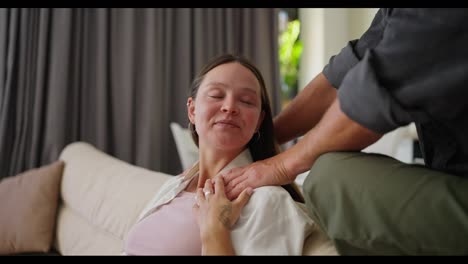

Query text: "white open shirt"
[131, 149, 314, 255]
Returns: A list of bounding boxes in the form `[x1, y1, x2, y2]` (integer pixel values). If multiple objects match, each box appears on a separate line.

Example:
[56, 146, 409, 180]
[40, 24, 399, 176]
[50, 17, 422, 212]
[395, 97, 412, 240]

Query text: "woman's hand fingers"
[196, 187, 206, 204]
[213, 177, 226, 196]
[192, 201, 200, 224]
[203, 179, 214, 197]
[194, 177, 253, 235]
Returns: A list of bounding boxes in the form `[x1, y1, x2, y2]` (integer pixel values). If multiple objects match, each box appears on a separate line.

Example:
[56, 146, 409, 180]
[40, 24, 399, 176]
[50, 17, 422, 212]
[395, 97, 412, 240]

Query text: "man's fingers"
[221, 167, 244, 183]
[234, 187, 253, 208]
[226, 173, 251, 198]
[226, 185, 243, 201]
[225, 173, 251, 196]
[226, 174, 249, 192]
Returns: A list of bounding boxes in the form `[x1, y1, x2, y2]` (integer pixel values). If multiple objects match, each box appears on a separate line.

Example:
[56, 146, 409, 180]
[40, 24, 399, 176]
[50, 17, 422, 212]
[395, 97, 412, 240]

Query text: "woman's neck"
[196, 146, 244, 188]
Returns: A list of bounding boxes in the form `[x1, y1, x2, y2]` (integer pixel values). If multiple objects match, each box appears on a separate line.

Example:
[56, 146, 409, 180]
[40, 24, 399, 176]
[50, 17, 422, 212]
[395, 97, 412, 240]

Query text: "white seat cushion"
[55, 142, 172, 255]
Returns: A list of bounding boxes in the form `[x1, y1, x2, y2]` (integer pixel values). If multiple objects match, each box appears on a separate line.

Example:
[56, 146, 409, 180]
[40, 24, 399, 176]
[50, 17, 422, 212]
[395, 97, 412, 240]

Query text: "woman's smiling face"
[188, 62, 264, 152]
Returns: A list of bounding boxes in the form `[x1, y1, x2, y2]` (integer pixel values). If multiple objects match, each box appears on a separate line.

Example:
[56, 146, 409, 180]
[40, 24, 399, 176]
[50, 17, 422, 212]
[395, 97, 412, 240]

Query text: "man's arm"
[274, 73, 336, 145]
[280, 98, 383, 178]
[224, 97, 383, 199]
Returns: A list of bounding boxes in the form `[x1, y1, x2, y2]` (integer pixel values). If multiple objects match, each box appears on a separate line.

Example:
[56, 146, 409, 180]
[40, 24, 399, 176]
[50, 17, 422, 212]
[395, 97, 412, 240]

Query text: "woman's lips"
[215, 120, 240, 128]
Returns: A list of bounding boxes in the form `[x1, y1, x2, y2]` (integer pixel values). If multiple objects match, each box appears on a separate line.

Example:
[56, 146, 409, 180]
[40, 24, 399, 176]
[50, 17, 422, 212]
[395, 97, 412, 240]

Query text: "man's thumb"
[235, 187, 253, 208]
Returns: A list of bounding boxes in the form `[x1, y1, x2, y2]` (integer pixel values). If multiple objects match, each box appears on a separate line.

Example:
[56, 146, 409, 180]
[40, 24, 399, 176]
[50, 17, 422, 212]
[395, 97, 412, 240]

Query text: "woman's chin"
[213, 140, 248, 152]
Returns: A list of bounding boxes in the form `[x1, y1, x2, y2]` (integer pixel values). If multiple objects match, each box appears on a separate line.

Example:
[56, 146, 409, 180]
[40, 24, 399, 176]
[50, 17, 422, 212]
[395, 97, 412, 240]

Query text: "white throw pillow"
[170, 122, 199, 170]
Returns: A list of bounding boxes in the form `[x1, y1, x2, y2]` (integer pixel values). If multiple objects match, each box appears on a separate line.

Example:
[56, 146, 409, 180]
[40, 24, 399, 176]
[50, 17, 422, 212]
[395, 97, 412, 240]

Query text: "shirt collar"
[183, 148, 253, 181]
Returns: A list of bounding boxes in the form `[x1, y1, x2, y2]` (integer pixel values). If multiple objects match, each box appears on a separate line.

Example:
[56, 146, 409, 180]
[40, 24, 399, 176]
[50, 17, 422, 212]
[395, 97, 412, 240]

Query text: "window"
[278, 8, 302, 110]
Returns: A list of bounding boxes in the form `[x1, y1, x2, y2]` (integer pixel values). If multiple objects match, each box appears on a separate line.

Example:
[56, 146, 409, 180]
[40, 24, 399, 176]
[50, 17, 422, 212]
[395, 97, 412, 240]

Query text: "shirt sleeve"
[327, 9, 468, 134]
[322, 8, 388, 89]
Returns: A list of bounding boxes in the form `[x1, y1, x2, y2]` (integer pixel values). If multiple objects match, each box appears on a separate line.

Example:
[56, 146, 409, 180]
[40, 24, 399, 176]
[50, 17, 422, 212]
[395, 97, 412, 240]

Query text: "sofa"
[51, 141, 337, 255]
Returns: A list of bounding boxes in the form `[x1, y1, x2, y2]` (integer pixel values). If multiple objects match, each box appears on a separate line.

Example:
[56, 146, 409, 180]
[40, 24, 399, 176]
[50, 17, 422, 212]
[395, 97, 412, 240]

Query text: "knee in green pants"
[303, 152, 468, 255]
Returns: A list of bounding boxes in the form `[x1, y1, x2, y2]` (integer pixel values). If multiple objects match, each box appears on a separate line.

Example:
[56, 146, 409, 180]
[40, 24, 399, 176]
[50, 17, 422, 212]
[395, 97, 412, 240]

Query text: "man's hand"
[221, 155, 294, 200]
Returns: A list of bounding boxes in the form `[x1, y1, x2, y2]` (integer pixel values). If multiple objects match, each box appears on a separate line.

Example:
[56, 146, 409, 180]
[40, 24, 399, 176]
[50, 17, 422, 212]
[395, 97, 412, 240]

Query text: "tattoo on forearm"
[218, 205, 233, 230]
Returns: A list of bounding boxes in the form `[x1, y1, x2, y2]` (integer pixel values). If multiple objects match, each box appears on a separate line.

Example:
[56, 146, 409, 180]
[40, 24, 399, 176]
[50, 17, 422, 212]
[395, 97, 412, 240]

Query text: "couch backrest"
[54, 142, 172, 255]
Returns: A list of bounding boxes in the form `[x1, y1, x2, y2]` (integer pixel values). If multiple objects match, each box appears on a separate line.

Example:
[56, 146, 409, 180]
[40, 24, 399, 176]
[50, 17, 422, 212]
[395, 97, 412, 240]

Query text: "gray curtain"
[0, 8, 280, 178]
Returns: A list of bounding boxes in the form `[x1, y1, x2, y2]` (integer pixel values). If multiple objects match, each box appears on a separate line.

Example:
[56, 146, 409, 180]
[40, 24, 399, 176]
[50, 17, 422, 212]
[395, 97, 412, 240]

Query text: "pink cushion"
[0, 161, 64, 255]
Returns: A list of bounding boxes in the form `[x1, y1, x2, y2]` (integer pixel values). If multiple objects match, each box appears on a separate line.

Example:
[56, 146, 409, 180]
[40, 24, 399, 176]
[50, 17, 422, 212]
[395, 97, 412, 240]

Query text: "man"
[221, 8, 468, 255]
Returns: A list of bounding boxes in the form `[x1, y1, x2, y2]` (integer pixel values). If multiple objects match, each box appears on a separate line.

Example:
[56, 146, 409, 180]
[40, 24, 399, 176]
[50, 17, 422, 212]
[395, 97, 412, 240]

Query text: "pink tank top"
[124, 191, 201, 255]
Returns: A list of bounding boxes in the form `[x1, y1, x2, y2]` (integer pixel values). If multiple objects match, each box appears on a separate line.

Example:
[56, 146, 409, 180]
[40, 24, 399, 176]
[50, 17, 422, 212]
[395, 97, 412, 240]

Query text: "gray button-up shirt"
[323, 8, 468, 177]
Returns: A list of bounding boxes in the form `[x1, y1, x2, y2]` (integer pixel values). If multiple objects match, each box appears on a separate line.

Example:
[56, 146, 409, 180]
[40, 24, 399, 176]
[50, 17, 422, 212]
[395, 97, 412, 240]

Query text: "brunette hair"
[188, 54, 303, 203]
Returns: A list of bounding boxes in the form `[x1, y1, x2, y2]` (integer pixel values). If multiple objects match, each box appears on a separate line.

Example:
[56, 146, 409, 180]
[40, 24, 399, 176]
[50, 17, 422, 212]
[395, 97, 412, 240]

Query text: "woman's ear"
[255, 110, 265, 131]
[187, 97, 196, 124]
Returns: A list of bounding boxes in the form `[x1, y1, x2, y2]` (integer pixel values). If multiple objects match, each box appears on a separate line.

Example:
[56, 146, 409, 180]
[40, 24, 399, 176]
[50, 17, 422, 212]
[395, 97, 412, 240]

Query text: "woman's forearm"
[201, 228, 235, 255]
[274, 73, 337, 145]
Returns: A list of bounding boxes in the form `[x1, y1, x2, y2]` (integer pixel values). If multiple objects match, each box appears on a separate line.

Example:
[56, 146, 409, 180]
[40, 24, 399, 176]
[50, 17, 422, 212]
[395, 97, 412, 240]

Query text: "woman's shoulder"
[247, 186, 309, 216]
[238, 185, 313, 227]
[248, 186, 292, 206]
[253, 185, 287, 195]
[255, 185, 291, 194]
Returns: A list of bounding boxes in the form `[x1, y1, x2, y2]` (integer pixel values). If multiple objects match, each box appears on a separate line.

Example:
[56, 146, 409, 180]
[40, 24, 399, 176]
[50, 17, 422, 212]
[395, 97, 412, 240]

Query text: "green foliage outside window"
[279, 19, 302, 107]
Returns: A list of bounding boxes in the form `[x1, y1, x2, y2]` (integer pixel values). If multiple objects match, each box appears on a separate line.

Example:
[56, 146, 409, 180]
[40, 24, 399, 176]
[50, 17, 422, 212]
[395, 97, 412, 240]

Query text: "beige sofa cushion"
[56, 142, 171, 255]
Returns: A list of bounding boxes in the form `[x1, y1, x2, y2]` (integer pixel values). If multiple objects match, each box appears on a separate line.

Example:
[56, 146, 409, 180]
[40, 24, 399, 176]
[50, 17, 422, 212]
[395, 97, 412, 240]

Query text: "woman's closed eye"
[206, 87, 225, 99]
[239, 96, 257, 106]
[209, 96, 253, 106]
[240, 99, 254, 105]
[207, 92, 224, 99]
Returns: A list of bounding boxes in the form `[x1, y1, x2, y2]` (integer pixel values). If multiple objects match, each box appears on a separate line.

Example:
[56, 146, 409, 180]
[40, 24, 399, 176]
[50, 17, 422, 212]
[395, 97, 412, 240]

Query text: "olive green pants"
[303, 152, 468, 255]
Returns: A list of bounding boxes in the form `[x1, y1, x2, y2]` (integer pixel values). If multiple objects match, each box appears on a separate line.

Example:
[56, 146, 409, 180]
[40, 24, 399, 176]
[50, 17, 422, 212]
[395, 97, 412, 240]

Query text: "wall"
[298, 8, 378, 90]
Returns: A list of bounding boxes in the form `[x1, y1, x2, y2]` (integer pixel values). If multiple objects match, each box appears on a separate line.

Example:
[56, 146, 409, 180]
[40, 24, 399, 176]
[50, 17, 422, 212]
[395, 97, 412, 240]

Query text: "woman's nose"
[221, 100, 239, 114]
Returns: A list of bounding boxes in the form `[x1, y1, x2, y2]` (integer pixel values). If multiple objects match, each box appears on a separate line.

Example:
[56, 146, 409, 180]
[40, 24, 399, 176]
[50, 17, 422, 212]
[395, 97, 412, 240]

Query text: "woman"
[124, 54, 314, 255]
